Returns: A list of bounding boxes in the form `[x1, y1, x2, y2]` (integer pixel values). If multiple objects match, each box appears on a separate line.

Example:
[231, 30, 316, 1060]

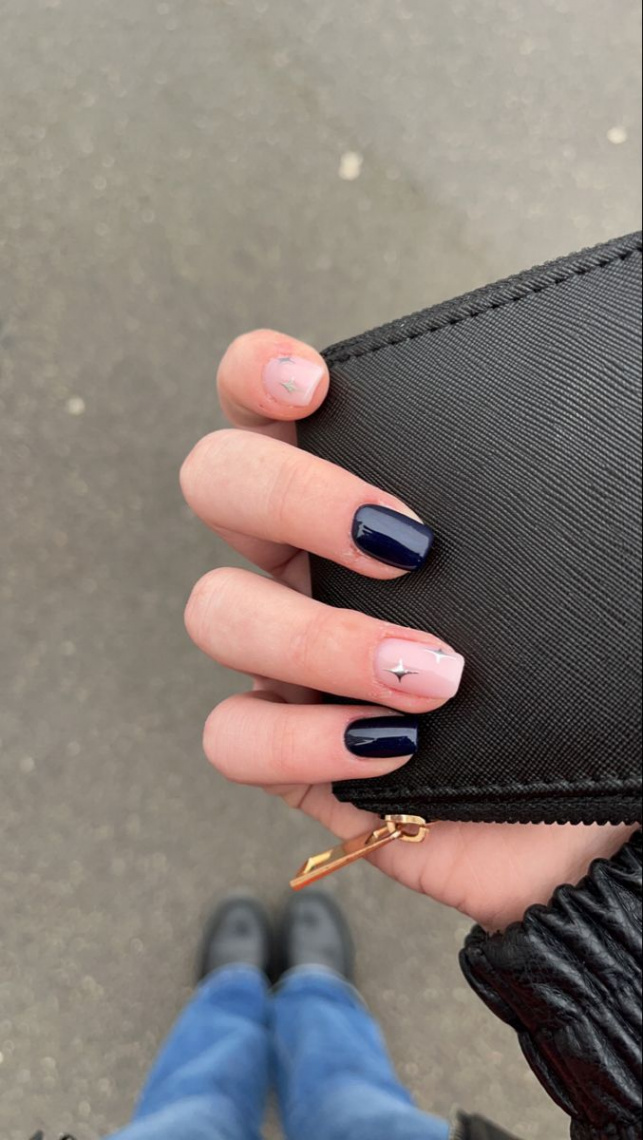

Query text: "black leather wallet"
[298, 233, 642, 826]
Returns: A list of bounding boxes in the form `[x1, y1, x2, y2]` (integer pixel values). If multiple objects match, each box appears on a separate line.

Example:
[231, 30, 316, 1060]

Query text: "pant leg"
[109, 966, 271, 1140]
[272, 968, 451, 1140]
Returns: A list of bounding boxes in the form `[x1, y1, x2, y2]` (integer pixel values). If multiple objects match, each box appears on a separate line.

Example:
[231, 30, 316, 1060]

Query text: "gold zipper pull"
[290, 815, 429, 892]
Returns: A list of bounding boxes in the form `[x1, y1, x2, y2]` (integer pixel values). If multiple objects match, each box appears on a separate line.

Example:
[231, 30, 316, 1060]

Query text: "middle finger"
[180, 429, 436, 581]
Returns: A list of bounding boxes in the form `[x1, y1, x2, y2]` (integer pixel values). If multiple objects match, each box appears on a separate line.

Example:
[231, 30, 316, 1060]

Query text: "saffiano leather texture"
[298, 233, 643, 825]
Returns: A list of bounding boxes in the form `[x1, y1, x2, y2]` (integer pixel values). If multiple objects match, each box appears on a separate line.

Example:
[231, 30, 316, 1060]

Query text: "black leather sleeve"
[460, 832, 642, 1140]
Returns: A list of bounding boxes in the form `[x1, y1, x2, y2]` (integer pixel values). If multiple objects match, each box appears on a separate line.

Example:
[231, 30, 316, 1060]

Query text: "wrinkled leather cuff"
[460, 832, 642, 1139]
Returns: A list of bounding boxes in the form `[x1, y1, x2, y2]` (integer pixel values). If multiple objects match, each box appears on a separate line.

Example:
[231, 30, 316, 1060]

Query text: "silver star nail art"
[424, 646, 457, 664]
[277, 355, 296, 364]
[280, 378, 300, 394]
[386, 658, 420, 683]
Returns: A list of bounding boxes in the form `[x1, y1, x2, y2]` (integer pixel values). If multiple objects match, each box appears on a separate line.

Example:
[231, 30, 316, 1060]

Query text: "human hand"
[181, 329, 633, 930]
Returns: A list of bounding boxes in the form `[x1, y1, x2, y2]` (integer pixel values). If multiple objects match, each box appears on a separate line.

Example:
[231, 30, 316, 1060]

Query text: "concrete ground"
[0, 1, 640, 1137]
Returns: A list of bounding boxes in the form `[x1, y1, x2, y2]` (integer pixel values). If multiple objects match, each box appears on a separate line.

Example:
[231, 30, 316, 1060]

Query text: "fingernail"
[352, 505, 434, 571]
[375, 638, 465, 701]
[263, 355, 325, 408]
[345, 715, 420, 759]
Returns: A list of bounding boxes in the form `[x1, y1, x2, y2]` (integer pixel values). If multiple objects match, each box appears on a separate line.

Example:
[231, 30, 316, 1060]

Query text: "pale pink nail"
[263, 354, 325, 408]
[375, 638, 465, 701]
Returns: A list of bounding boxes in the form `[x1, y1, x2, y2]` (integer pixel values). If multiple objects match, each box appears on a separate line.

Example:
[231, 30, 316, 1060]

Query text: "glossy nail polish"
[352, 505, 434, 571]
[375, 638, 465, 701]
[345, 715, 420, 759]
[263, 354, 325, 408]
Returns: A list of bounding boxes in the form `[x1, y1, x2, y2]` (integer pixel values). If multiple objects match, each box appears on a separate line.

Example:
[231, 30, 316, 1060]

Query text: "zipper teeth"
[449, 1118, 466, 1140]
[370, 806, 631, 826]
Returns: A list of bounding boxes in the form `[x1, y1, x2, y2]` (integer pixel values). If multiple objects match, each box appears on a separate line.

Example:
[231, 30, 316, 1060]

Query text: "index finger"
[218, 329, 330, 429]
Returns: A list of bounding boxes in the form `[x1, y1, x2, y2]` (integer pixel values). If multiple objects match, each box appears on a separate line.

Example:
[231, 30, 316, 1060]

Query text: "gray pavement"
[0, 1, 640, 1137]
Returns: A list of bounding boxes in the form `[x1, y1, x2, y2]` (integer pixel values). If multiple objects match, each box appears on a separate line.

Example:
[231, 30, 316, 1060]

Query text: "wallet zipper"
[290, 815, 430, 891]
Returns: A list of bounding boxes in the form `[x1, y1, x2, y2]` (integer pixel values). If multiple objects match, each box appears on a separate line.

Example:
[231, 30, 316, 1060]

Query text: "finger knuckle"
[184, 567, 240, 650]
[221, 330, 256, 364]
[209, 736, 242, 783]
[263, 447, 304, 540]
[202, 706, 223, 767]
[294, 605, 340, 680]
[266, 712, 301, 781]
[179, 429, 238, 501]
[217, 330, 270, 387]
[203, 697, 246, 782]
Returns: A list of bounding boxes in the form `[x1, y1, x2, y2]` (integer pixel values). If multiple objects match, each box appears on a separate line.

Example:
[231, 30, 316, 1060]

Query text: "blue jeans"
[109, 966, 450, 1140]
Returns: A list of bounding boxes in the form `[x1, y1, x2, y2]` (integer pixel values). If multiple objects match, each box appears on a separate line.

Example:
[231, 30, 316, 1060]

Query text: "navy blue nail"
[352, 505, 434, 571]
[345, 715, 420, 760]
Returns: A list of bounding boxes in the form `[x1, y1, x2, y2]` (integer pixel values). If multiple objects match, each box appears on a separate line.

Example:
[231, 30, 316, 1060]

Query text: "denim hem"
[197, 963, 270, 992]
[274, 964, 367, 1008]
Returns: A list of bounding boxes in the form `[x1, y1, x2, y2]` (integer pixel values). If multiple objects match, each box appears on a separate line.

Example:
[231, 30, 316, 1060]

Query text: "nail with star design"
[263, 354, 326, 408]
[375, 637, 465, 701]
[345, 714, 420, 759]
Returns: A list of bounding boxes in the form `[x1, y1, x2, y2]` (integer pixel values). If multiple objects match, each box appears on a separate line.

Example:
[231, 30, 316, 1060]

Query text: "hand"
[181, 329, 634, 931]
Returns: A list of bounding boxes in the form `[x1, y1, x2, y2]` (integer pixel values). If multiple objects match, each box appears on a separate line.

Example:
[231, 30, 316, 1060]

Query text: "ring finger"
[185, 568, 465, 713]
